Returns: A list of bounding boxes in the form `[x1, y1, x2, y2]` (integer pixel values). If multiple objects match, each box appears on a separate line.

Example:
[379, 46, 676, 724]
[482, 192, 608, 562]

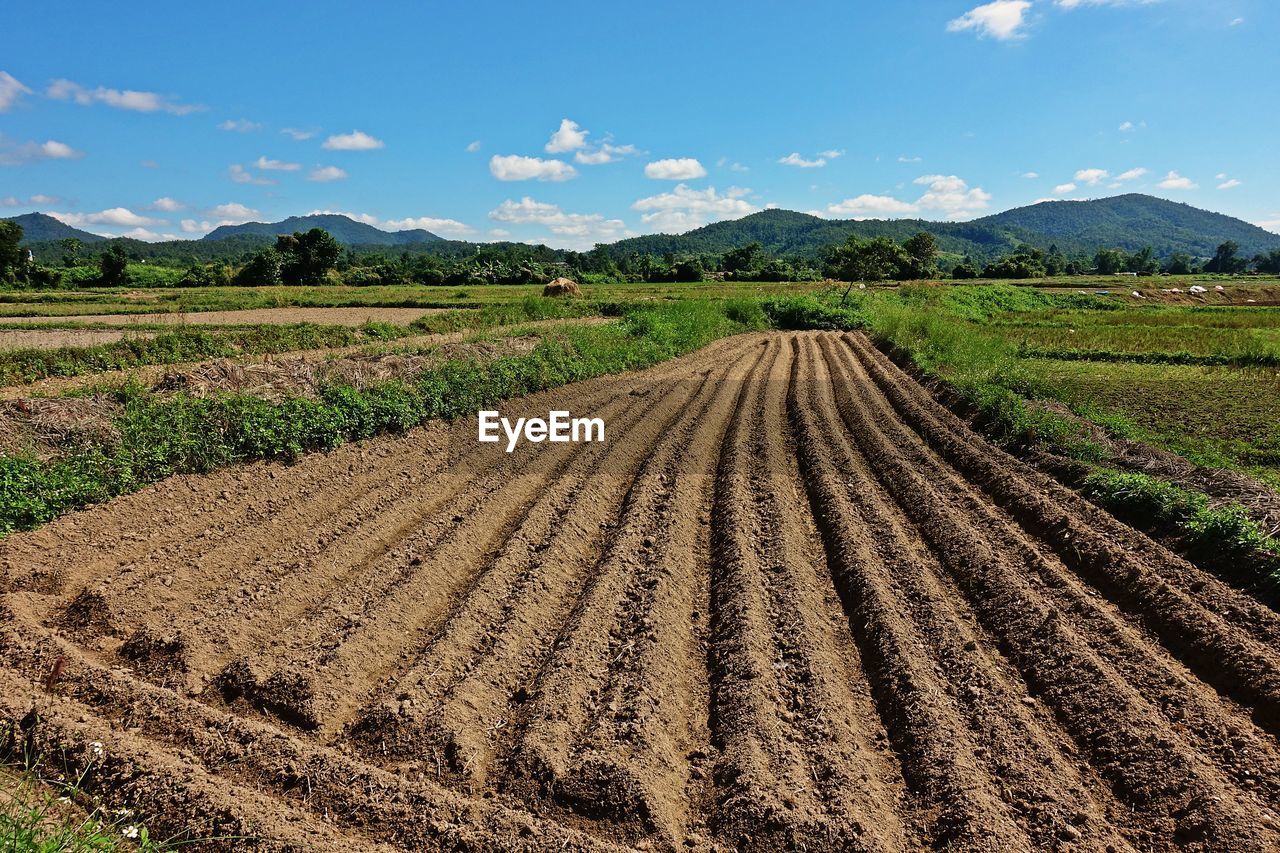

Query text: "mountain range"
[7, 194, 1280, 262]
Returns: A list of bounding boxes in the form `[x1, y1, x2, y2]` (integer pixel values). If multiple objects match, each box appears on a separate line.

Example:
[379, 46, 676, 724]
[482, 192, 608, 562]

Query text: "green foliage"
[234, 247, 283, 286]
[98, 246, 129, 288]
[277, 228, 341, 286]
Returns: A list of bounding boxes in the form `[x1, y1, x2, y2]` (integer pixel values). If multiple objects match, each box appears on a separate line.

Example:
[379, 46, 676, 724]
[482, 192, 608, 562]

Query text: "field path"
[3, 330, 1280, 851]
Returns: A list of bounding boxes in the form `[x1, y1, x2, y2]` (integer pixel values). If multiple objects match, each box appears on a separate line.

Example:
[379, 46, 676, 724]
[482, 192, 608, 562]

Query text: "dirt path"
[0, 328, 157, 351]
[3, 331, 1280, 851]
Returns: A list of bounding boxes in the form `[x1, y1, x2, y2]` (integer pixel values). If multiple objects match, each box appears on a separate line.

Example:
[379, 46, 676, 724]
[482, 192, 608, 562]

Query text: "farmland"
[2, 281, 1280, 851]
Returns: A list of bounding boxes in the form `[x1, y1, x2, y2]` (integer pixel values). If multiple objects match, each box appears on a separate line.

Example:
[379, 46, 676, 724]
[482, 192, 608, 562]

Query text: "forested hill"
[971, 195, 1280, 258]
[604, 195, 1280, 261]
[2, 213, 105, 244]
[203, 214, 443, 246]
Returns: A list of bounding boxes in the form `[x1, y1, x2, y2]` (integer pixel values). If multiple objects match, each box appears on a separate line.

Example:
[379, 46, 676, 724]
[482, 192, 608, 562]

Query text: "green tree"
[1205, 240, 1245, 274]
[0, 221, 24, 284]
[672, 258, 704, 282]
[900, 232, 938, 280]
[276, 228, 341, 285]
[722, 242, 764, 275]
[59, 237, 85, 268]
[1093, 248, 1129, 275]
[983, 245, 1047, 279]
[1127, 246, 1159, 275]
[235, 247, 283, 286]
[1044, 244, 1067, 277]
[950, 257, 980, 280]
[1164, 253, 1195, 275]
[99, 244, 130, 287]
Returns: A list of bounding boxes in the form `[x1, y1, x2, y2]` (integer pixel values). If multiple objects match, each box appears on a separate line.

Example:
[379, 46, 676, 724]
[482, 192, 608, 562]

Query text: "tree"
[59, 237, 85, 268]
[1044, 244, 1067, 277]
[235, 247, 283, 286]
[0, 221, 24, 284]
[1253, 249, 1280, 275]
[672, 258, 704, 282]
[983, 245, 1047, 279]
[1204, 240, 1245, 274]
[99, 244, 130, 287]
[276, 228, 341, 285]
[950, 257, 980, 280]
[1164, 252, 1195, 275]
[1093, 248, 1129, 275]
[1127, 246, 1159, 275]
[900, 232, 938, 280]
[722, 242, 764, 275]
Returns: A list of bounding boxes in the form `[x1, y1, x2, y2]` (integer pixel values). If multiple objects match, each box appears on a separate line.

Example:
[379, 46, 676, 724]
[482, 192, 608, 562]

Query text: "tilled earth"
[3, 331, 1280, 851]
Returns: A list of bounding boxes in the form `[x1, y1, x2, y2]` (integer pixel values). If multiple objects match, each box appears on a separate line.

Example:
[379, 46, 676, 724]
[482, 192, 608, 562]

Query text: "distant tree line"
[6, 220, 1280, 290]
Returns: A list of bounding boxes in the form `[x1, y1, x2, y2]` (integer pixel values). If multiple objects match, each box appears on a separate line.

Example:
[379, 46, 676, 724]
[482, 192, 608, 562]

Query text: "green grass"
[0, 299, 765, 533]
[0, 322, 414, 386]
[1, 766, 164, 852]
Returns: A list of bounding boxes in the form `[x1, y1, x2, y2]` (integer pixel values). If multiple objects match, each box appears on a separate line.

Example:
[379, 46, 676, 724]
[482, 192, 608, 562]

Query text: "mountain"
[2, 212, 106, 244]
[971, 194, 1280, 258]
[202, 214, 443, 246]
[605, 195, 1280, 261]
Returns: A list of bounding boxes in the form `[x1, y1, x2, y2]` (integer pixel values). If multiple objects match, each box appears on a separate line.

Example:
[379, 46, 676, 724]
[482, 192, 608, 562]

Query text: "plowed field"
[3, 331, 1280, 851]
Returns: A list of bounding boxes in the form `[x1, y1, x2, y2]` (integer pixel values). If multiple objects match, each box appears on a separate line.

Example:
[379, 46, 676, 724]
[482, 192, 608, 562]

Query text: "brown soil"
[0, 307, 453, 328]
[0, 329, 156, 351]
[3, 331, 1280, 851]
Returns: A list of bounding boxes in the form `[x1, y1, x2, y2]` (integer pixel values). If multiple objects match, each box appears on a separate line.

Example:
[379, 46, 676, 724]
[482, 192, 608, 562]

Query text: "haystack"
[543, 277, 583, 297]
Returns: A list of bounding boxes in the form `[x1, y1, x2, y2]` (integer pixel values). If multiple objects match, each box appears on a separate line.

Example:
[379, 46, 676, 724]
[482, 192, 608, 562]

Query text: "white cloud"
[30, 194, 59, 204]
[644, 158, 707, 180]
[1021, 171, 1040, 178]
[1074, 167, 1109, 185]
[489, 154, 578, 182]
[826, 194, 920, 219]
[47, 79, 202, 114]
[1157, 170, 1198, 190]
[730, 162, 749, 172]
[0, 71, 31, 112]
[0, 137, 85, 165]
[180, 203, 260, 235]
[779, 152, 827, 168]
[946, 1, 1032, 40]
[898, 155, 923, 163]
[489, 196, 629, 247]
[488, 228, 511, 238]
[1119, 121, 1134, 132]
[209, 202, 257, 220]
[573, 143, 639, 165]
[466, 140, 481, 153]
[382, 216, 475, 236]
[1057, 0, 1163, 7]
[819, 149, 845, 160]
[254, 155, 301, 171]
[545, 118, 588, 153]
[218, 119, 261, 132]
[150, 197, 185, 211]
[1217, 178, 1242, 190]
[1054, 182, 1078, 194]
[228, 164, 274, 185]
[51, 207, 166, 227]
[307, 165, 348, 182]
[1115, 167, 1148, 181]
[1258, 216, 1280, 235]
[119, 227, 178, 242]
[281, 127, 316, 141]
[322, 130, 384, 151]
[1229, 16, 1244, 26]
[0, 196, 18, 207]
[912, 174, 992, 218]
[631, 184, 757, 231]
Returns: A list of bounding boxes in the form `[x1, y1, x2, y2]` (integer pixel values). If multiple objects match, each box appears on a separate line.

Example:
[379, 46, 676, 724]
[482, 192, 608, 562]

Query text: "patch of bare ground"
[0, 306, 455, 328]
[3, 331, 1280, 850]
[0, 329, 157, 351]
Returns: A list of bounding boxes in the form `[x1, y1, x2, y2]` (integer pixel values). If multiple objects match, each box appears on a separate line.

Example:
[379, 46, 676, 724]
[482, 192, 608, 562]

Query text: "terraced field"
[3, 331, 1280, 851]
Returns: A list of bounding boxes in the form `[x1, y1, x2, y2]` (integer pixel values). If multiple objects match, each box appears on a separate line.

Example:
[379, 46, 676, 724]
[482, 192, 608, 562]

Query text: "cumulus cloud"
[0, 71, 31, 112]
[898, 155, 923, 163]
[254, 156, 301, 171]
[489, 154, 578, 182]
[0, 137, 85, 166]
[947, 1, 1032, 40]
[281, 127, 316, 141]
[545, 119, 588, 153]
[150, 197, 186, 211]
[825, 194, 920, 219]
[1217, 177, 1242, 190]
[1115, 167, 1148, 181]
[488, 196, 629, 247]
[778, 153, 828, 168]
[1157, 170, 1197, 190]
[912, 174, 992, 218]
[466, 140, 482, 153]
[47, 79, 202, 114]
[819, 149, 845, 160]
[179, 202, 260, 235]
[50, 207, 166, 227]
[228, 164, 274, 185]
[307, 165, 348, 182]
[1229, 16, 1244, 26]
[630, 184, 756, 232]
[644, 158, 707, 180]
[574, 143, 639, 165]
[1054, 182, 1078, 194]
[382, 216, 475, 236]
[322, 130, 384, 151]
[218, 119, 261, 132]
[1074, 168, 1109, 185]
[1057, 0, 1162, 7]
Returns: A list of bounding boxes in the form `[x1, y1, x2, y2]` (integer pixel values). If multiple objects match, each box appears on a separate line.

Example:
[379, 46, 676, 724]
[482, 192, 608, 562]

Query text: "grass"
[0, 322, 413, 386]
[0, 299, 765, 533]
[1, 763, 163, 852]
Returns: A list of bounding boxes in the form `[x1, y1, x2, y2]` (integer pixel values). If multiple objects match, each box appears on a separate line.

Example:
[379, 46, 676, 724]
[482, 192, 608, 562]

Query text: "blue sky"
[1, 0, 1275, 249]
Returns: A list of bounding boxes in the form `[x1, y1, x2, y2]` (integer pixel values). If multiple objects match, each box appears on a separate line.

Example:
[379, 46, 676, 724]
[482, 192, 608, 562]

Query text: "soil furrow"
[819, 333, 1280, 850]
